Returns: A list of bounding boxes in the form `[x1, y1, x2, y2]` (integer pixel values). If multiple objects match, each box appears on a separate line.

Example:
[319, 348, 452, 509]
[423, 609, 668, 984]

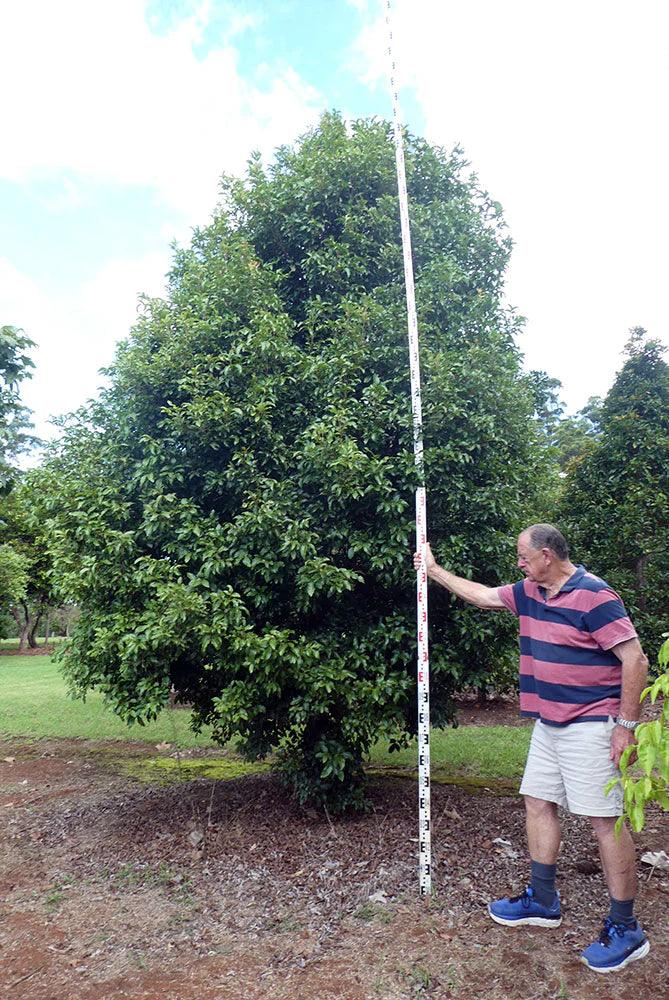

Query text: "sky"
[1, 0, 668, 451]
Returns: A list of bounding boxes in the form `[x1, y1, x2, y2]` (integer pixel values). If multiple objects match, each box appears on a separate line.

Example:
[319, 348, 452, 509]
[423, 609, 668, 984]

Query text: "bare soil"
[1, 699, 667, 1000]
[0, 644, 59, 656]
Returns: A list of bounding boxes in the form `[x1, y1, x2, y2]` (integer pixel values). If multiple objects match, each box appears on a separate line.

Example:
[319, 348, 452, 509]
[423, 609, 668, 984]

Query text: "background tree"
[524, 370, 603, 475]
[552, 395, 603, 473]
[44, 114, 551, 809]
[559, 329, 669, 654]
[0, 325, 36, 488]
[0, 475, 56, 649]
[0, 542, 28, 620]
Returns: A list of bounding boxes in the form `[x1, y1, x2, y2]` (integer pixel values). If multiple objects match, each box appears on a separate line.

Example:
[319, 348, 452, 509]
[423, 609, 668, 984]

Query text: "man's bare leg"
[525, 795, 561, 863]
[588, 816, 637, 901]
[487, 795, 562, 925]
[579, 816, 649, 971]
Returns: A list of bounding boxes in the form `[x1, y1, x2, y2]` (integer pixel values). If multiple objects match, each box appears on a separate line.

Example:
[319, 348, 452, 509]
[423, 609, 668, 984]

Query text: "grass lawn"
[0, 655, 531, 781]
[0, 655, 213, 747]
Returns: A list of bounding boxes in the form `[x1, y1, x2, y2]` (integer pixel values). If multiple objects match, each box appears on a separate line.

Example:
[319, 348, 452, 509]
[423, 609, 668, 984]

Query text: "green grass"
[0, 655, 213, 747]
[0, 654, 531, 781]
[370, 725, 530, 780]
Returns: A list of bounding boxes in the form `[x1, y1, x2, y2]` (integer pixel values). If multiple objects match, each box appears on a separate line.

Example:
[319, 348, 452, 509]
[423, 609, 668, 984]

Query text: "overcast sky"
[2, 0, 667, 450]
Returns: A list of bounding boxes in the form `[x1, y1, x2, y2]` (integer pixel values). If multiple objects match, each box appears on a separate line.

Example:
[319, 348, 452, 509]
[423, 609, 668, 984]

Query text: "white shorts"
[519, 717, 623, 817]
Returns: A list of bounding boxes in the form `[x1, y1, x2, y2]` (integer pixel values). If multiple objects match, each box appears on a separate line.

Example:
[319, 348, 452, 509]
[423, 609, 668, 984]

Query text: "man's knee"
[524, 795, 559, 820]
[588, 814, 622, 839]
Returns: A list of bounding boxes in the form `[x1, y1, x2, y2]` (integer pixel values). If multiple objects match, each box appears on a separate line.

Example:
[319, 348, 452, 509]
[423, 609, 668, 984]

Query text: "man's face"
[516, 532, 550, 583]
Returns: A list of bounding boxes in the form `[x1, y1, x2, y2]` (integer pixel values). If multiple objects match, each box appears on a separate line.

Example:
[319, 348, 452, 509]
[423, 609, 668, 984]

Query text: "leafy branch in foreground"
[608, 634, 669, 835]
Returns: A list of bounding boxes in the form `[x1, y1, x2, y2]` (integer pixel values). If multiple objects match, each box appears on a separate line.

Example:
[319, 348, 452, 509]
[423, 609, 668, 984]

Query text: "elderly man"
[414, 523, 649, 973]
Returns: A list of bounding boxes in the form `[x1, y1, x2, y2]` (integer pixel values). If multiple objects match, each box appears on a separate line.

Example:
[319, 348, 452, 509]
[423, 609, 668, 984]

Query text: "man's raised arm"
[413, 543, 506, 610]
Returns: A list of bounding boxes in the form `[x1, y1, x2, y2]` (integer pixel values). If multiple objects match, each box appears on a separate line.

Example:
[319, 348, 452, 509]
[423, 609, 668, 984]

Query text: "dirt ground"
[1, 698, 667, 1000]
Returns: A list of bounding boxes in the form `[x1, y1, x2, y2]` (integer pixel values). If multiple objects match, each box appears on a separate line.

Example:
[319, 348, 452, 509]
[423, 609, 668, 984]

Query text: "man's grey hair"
[526, 523, 570, 560]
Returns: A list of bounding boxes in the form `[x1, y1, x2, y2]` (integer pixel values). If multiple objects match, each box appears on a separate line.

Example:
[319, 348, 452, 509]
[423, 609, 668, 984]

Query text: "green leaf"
[636, 742, 657, 776]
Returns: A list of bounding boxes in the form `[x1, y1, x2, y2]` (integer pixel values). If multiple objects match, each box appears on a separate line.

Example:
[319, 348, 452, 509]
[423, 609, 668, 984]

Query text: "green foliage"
[0, 475, 56, 646]
[0, 543, 28, 607]
[41, 113, 549, 809]
[0, 325, 36, 486]
[608, 634, 669, 835]
[552, 396, 602, 473]
[559, 330, 669, 652]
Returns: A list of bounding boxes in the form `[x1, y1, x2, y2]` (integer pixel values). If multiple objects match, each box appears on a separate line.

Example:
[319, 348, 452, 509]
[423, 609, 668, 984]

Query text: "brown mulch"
[0, 713, 667, 1000]
[0, 645, 58, 656]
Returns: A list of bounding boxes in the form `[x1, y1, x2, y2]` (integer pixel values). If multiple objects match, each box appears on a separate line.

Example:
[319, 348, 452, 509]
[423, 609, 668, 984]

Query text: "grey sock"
[608, 896, 635, 927]
[530, 859, 557, 907]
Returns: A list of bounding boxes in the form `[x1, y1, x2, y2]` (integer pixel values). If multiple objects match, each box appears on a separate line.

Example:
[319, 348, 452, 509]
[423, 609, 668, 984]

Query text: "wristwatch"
[615, 717, 640, 731]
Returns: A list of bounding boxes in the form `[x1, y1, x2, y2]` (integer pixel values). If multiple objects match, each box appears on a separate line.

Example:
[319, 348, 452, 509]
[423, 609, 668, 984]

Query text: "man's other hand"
[610, 724, 637, 769]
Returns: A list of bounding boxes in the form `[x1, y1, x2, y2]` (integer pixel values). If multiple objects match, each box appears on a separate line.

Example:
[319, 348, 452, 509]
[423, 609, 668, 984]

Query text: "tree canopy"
[0, 476, 56, 648]
[552, 396, 602, 473]
[43, 113, 551, 808]
[559, 329, 669, 654]
[0, 325, 36, 488]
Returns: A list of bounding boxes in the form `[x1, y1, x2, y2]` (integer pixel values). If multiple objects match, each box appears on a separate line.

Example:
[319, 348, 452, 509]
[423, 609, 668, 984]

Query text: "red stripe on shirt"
[556, 587, 626, 613]
[519, 693, 619, 723]
[518, 616, 598, 649]
[497, 583, 516, 614]
[591, 620, 638, 651]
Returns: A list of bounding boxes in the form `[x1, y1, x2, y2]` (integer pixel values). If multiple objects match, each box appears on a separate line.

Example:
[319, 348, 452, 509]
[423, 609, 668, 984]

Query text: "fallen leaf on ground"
[641, 850, 669, 871]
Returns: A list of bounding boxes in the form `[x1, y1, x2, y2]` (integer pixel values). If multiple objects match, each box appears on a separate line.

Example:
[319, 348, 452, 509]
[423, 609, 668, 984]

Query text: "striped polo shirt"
[497, 565, 637, 726]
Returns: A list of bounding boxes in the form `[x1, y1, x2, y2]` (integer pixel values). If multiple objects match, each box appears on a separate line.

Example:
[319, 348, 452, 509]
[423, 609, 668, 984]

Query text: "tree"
[0, 543, 28, 614]
[552, 396, 603, 473]
[0, 325, 36, 487]
[0, 476, 56, 649]
[44, 113, 550, 809]
[559, 329, 669, 652]
[524, 370, 603, 475]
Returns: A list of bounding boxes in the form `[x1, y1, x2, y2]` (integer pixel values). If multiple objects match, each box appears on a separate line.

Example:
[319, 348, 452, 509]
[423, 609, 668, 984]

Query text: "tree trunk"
[43, 610, 51, 645]
[635, 554, 649, 612]
[11, 606, 29, 652]
[28, 611, 43, 648]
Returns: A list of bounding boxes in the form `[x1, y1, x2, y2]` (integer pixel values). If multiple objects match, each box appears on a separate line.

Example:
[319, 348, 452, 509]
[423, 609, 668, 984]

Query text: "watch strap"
[616, 717, 640, 731]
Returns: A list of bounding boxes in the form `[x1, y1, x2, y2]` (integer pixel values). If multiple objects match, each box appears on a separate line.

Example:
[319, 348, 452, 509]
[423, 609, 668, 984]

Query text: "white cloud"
[1, 0, 325, 450]
[351, 0, 669, 410]
[0, 252, 170, 448]
[0, 0, 321, 224]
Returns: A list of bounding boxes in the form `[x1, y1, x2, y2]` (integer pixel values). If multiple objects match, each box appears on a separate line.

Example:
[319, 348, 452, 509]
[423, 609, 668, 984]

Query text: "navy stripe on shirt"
[519, 675, 621, 703]
[521, 711, 612, 726]
[516, 595, 630, 636]
[571, 574, 611, 593]
[517, 595, 586, 629]
[585, 600, 633, 634]
[519, 635, 620, 666]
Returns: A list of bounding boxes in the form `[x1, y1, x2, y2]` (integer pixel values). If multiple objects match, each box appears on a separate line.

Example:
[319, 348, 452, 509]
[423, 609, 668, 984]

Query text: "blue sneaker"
[488, 887, 562, 927]
[580, 918, 650, 973]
